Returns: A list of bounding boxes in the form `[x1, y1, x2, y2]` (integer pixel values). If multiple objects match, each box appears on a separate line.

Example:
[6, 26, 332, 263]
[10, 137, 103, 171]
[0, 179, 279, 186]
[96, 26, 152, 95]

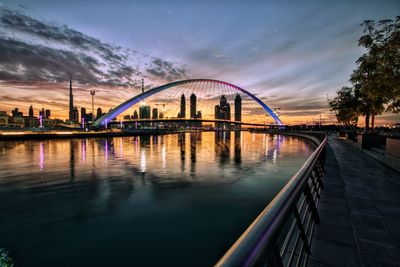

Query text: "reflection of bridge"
[94, 79, 283, 127]
[109, 118, 281, 128]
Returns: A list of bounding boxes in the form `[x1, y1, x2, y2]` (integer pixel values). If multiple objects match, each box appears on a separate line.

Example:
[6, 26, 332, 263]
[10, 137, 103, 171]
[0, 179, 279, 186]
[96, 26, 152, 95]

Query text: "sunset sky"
[0, 0, 399, 125]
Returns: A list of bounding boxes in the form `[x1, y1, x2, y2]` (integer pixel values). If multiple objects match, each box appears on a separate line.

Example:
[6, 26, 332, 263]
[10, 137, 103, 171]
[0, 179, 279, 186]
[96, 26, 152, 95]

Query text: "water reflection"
[39, 142, 44, 171]
[234, 131, 241, 164]
[215, 131, 231, 164]
[0, 132, 314, 267]
[70, 140, 75, 181]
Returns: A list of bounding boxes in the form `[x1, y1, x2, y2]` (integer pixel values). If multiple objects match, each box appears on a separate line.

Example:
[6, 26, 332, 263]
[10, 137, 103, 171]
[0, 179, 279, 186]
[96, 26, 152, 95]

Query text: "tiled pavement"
[309, 136, 400, 266]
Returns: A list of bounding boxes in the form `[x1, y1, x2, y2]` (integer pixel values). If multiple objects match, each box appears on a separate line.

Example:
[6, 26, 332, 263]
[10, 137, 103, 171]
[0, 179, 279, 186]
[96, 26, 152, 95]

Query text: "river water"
[0, 131, 314, 266]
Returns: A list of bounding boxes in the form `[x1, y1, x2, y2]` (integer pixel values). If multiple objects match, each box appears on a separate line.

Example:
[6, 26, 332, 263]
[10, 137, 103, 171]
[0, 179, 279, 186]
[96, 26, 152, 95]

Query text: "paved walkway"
[309, 136, 400, 266]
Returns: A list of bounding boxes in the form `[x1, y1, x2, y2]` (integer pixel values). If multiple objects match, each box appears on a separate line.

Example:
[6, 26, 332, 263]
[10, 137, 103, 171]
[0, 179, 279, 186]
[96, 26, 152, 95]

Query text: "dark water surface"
[0, 132, 314, 266]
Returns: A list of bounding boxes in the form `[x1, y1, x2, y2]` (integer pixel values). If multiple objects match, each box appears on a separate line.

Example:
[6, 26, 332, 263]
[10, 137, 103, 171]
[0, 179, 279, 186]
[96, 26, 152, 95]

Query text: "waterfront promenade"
[309, 136, 400, 266]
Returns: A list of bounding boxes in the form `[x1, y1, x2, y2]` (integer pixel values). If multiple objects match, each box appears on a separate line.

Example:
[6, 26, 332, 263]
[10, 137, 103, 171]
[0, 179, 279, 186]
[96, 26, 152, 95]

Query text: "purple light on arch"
[39, 115, 43, 128]
[93, 79, 283, 127]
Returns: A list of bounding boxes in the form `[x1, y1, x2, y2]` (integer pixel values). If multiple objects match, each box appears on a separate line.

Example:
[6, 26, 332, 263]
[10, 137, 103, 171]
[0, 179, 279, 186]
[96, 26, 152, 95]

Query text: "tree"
[350, 17, 400, 130]
[329, 87, 360, 126]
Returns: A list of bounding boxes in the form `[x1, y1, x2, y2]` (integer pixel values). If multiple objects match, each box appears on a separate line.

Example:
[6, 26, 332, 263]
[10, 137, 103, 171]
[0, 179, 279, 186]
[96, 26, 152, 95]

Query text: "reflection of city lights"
[272, 148, 277, 164]
[81, 140, 86, 162]
[120, 139, 123, 158]
[140, 149, 146, 172]
[105, 140, 108, 162]
[55, 132, 73, 135]
[161, 143, 166, 171]
[39, 142, 44, 171]
[1, 132, 26, 135]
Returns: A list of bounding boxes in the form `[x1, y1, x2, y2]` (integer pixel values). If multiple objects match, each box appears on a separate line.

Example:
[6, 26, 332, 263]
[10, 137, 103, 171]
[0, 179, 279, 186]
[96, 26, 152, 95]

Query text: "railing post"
[304, 183, 321, 224]
[314, 161, 325, 190]
[293, 208, 311, 255]
[309, 171, 320, 199]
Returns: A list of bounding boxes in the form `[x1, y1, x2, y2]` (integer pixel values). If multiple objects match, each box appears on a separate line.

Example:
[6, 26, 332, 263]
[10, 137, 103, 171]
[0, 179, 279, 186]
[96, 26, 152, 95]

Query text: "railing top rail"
[216, 132, 327, 267]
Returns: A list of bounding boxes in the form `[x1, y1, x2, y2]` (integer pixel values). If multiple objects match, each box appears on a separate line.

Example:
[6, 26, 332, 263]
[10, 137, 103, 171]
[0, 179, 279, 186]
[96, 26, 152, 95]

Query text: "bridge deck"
[309, 136, 400, 266]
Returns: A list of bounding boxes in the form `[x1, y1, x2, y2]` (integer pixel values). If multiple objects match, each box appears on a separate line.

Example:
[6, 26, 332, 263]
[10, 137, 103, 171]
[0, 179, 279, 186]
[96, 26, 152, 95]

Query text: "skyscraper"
[96, 107, 103, 120]
[234, 94, 242, 122]
[234, 94, 242, 129]
[190, 93, 197, 118]
[73, 107, 79, 122]
[45, 109, 51, 118]
[139, 104, 151, 119]
[29, 105, 34, 117]
[133, 110, 139, 119]
[68, 75, 74, 122]
[39, 108, 45, 118]
[219, 95, 231, 121]
[81, 107, 86, 123]
[12, 108, 23, 117]
[152, 108, 158, 119]
[215, 95, 231, 129]
[180, 94, 186, 118]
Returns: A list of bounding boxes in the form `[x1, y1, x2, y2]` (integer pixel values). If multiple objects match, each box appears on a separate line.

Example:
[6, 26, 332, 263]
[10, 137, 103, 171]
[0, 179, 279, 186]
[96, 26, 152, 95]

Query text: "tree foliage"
[329, 87, 360, 126]
[332, 16, 400, 129]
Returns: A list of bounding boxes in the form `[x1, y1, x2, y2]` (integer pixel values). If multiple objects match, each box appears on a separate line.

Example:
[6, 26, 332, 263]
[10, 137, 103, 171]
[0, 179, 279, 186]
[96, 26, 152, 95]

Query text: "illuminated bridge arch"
[93, 79, 283, 127]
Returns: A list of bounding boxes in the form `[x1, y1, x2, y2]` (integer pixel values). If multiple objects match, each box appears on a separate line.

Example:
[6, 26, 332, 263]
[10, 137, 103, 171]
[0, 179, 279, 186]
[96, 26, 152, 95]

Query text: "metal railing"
[216, 133, 327, 267]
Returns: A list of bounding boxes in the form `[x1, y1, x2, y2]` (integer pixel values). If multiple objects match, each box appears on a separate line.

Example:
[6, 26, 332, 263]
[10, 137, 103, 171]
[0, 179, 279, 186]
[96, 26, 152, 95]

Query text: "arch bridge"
[93, 79, 283, 127]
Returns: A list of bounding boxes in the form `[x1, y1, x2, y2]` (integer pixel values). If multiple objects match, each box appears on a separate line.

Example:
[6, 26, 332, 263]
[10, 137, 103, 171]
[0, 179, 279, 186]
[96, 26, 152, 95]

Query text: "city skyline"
[0, 1, 399, 125]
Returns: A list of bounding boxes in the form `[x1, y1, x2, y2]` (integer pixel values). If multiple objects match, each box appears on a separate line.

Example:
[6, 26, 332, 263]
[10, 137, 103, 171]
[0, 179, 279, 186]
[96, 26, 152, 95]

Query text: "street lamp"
[90, 90, 95, 126]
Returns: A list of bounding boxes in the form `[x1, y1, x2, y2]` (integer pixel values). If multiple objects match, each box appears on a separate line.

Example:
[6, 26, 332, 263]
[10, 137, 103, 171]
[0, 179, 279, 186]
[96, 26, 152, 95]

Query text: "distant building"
[45, 109, 51, 118]
[12, 108, 23, 117]
[68, 75, 76, 122]
[123, 114, 131, 120]
[152, 108, 158, 119]
[86, 113, 94, 123]
[39, 108, 45, 118]
[0, 111, 9, 127]
[139, 104, 151, 119]
[179, 94, 186, 118]
[159, 112, 164, 119]
[81, 107, 87, 123]
[215, 105, 221, 120]
[196, 111, 202, 128]
[8, 116, 25, 128]
[133, 110, 139, 119]
[190, 93, 197, 118]
[29, 105, 34, 117]
[215, 95, 231, 129]
[96, 107, 103, 119]
[234, 94, 242, 122]
[234, 94, 242, 129]
[25, 117, 39, 128]
[73, 107, 79, 123]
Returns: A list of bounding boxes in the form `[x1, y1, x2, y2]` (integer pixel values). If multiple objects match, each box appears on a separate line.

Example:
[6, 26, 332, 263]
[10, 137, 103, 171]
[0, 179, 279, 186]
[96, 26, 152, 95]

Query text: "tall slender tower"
[180, 94, 186, 118]
[68, 75, 74, 122]
[29, 105, 34, 117]
[190, 93, 197, 118]
[234, 94, 242, 122]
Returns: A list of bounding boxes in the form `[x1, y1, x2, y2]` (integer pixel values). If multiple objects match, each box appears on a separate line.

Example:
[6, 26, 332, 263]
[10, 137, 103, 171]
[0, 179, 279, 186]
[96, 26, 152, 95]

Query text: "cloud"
[0, 7, 186, 87]
[146, 57, 186, 81]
